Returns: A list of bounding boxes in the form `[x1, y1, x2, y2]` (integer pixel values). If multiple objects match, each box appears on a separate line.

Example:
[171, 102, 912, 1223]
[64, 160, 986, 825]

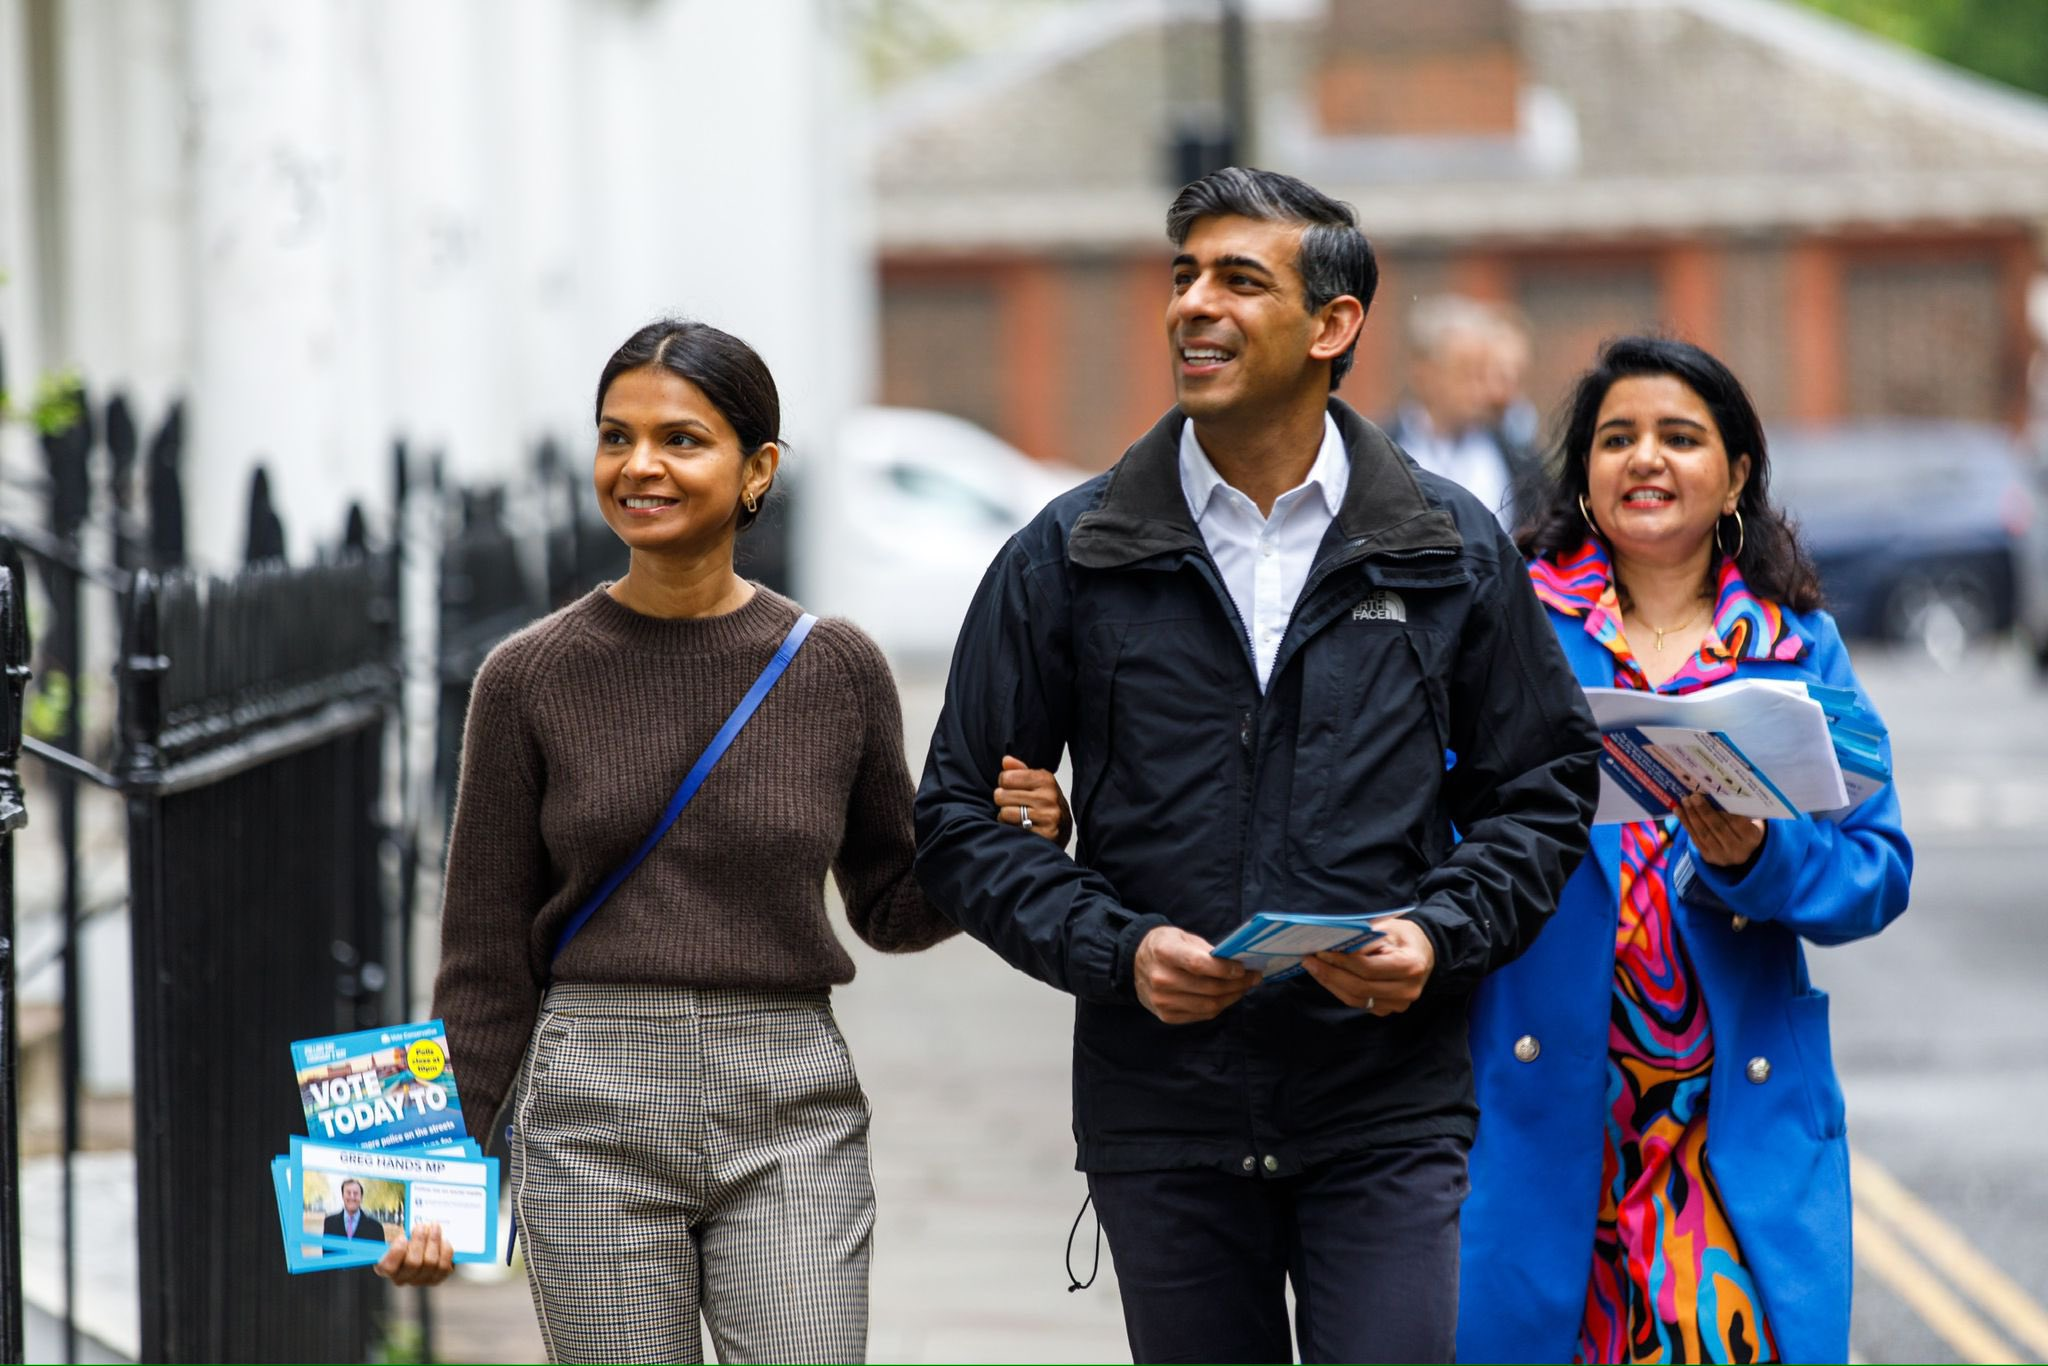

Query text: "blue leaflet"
[291, 1020, 467, 1151]
[277, 1020, 490, 1273]
[1211, 908, 1412, 983]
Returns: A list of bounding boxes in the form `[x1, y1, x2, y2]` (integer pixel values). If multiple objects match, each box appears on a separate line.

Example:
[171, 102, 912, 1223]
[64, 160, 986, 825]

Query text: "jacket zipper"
[1237, 704, 1257, 918]
[1172, 544, 1264, 926]
[1298, 541, 1458, 612]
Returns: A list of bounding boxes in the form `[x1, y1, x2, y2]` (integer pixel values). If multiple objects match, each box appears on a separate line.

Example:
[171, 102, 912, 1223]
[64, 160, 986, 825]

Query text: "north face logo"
[1351, 590, 1406, 623]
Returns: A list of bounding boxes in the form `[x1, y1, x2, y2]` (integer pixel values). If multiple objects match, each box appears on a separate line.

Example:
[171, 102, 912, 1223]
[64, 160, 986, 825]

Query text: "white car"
[795, 407, 1090, 661]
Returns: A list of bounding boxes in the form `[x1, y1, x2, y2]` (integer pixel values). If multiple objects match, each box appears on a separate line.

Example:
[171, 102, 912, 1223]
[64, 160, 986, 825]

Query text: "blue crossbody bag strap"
[549, 611, 817, 967]
[509, 611, 815, 1262]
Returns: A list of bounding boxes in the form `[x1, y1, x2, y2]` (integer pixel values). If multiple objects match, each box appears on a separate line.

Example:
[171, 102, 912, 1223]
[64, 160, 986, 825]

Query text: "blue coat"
[1458, 602, 1912, 1364]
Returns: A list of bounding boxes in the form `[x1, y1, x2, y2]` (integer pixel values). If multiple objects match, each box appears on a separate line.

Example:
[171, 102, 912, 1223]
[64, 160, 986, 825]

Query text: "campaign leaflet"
[1211, 908, 1410, 983]
[274, 1138, 497, 1274]
[1584, 678, 1891, 824]
[1583, 680, 1848, 825]
[1598, 726, 1799, 821]
[291, 1020, 466, 1152]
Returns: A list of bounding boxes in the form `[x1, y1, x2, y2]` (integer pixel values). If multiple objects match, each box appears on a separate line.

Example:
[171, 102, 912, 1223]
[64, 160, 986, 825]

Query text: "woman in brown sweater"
[383, 319, 1066, 1364]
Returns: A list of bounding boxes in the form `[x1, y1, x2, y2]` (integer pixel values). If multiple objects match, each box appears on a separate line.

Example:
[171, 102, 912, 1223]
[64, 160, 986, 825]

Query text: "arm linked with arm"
[829, 625, 960, 952]
[913, 540, 1167, 1002]
[1411, 534, 1602, 992]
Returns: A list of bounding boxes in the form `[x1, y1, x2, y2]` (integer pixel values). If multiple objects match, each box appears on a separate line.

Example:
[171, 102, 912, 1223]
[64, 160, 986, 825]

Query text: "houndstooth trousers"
[509, 983, 875, 1364]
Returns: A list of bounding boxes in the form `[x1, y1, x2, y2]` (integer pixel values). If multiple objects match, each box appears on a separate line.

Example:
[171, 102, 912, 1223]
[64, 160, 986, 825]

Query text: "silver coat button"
[1731, 915, 1750, 931]
[1747, 1056, 1772, 1084]
[1513, 1035, 1541, 1063]
[1242, 1156, 1255, 1172]
[1262, 1155, 1279, 1173]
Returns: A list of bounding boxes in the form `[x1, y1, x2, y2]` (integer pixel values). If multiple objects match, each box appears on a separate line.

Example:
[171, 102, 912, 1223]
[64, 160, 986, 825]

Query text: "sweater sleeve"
[827, 624, 961, 953]
[431, 642, 554, 1145]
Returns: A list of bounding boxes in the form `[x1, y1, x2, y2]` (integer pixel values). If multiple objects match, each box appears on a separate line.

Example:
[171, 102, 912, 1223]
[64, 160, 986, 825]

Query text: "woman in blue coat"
[1459, 337, 1912, 1364]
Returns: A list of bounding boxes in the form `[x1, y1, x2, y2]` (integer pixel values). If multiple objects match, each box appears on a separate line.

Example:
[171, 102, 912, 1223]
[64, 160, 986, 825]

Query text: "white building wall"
[6, 0, 872, 564]
[184, 0, 360, 565]
[1, 0, 875, 1089]
[0, 0, 53, 499]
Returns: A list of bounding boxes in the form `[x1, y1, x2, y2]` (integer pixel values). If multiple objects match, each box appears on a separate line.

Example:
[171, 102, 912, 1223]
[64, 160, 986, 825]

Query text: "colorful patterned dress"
[1529, 540, 1804, 1365]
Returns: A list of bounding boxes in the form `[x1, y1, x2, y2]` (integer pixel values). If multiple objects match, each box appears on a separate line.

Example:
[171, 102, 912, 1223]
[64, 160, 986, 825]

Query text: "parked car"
[795, 406, 1090, 660]
[1768, 421, 2043, 662]
[2022, 430, 2048, 677]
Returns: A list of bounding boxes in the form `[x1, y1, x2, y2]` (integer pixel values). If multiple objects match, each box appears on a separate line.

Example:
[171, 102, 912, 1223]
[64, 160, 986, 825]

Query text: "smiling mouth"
[620, 496, 678, 510]
[1180, 345, 1234, 370]
[1621, 489, 1676, 507]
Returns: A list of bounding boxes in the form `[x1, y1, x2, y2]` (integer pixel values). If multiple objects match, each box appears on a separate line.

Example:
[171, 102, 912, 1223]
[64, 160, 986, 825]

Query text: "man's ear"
[1308, 296, 1365, 366]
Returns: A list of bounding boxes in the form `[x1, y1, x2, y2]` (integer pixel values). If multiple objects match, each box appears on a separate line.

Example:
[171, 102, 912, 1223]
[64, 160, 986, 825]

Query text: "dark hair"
[1518, 335, 1822, 612]
[594, 319, 782, 531]
[1165, 166, 1379, 389]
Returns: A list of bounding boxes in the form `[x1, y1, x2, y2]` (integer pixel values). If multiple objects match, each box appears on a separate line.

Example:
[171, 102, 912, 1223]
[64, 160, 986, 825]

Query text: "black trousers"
[1087, 1134, 1470, 1365]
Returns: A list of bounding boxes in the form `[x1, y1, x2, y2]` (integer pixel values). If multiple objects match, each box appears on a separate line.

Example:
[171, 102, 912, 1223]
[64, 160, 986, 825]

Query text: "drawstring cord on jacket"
[1064, 1192, 1100, 1291]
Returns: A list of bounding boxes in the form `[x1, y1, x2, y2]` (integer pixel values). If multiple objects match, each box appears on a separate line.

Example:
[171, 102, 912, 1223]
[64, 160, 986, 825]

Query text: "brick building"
[874, 0, 2048, 467]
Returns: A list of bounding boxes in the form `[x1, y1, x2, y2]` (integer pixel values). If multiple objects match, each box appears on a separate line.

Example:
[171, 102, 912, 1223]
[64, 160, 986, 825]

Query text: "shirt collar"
[1179, 412, 1348, 521]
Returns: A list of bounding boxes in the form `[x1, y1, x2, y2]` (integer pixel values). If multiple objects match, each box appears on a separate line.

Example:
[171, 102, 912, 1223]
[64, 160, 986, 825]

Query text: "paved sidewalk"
[426, 669, 1131, 1362]
[424, 931, 1130, 1363]
[19, 1150, 141, 1359]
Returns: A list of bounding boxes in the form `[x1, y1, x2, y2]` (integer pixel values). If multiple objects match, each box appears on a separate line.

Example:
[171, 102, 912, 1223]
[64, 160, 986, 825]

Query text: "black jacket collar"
[1068, 399, 1462, 570]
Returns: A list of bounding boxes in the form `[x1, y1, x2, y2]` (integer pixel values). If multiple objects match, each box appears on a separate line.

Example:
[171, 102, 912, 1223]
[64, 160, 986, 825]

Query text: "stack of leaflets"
[1805, 682, 1894, 810]
[273, 1020, 500, 1274]
[1584, 678, 1890, 825]
[1210, 908, 1411, 982]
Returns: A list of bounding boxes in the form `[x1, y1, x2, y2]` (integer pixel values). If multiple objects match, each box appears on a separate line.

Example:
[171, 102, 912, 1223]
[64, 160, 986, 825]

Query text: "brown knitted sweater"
[432, 585, 957, 1141]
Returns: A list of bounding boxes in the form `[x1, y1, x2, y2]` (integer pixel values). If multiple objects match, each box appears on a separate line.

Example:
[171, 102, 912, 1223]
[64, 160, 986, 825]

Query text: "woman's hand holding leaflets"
[1675, 792, 1766, 871]
[375, 1222, 455, 1287]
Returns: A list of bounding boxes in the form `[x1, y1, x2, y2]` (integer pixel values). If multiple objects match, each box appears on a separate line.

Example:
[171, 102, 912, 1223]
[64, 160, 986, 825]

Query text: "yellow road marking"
[1853, 1208, 2021, 1364]
[1854, 1148, 2048, 1361]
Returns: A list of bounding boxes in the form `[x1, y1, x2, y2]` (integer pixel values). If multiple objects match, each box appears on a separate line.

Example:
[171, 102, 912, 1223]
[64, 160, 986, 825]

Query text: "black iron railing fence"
[119, 558, 395, 1363]
[0, 542, 33, 1366]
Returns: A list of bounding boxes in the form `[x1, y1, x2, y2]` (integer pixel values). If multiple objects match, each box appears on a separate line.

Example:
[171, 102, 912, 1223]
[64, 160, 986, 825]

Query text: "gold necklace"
[1631, 599, 1710, 652]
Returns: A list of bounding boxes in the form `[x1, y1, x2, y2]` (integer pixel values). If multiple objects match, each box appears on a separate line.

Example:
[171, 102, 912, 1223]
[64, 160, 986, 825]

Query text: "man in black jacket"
[914, 167, 1599, 1363]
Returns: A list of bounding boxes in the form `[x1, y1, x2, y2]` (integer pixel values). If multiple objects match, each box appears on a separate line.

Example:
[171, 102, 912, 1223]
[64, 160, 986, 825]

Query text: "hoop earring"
[743, 491, 759, 514]
[1716, 508, 1745, 560]
[1578, 493, 1599, 537]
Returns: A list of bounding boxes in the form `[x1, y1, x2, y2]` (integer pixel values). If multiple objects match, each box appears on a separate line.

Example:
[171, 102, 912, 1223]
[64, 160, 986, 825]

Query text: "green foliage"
[0, 266, 87, 437]
[24, 669, 70, 743]
[1795, 0, 2048, 99]
[372, 1316, 427, 1365]
[26, 368, 85, 436]
[0, 366, 86, 438]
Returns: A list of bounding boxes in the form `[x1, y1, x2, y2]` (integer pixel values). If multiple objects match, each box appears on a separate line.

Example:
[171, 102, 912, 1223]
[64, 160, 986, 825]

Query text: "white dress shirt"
[1179, 413, 1349, 691]
[1396, 402, 1512, 528]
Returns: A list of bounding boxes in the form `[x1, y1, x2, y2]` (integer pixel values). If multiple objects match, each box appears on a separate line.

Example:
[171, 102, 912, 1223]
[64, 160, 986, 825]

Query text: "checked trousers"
[510, 983, 875, 1364]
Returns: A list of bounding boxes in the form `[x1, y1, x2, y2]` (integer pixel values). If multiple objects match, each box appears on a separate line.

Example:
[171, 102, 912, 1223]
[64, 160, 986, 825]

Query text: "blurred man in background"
[1488, 303, 1541, 452]
[1386, 294, 1541, 531]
